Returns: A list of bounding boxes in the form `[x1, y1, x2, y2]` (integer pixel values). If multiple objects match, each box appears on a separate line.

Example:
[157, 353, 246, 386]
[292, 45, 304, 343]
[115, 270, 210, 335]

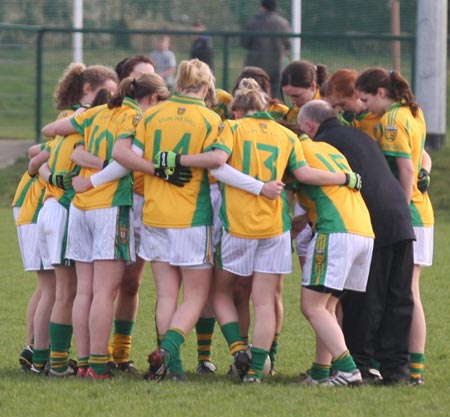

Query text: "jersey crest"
[384, 125, 398, 141]
[177, 107, 186, 115]
[132, 115, 142, 127]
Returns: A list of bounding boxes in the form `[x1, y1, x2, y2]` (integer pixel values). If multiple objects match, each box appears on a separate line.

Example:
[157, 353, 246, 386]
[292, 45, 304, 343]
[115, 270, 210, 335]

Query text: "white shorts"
[37, 198, 70, 266]
[14, 208, 53, 271]
[413, 225, 433, 266]
[210, 183, 223, 252]
[132, 192, 144, 250]
[66, 204, 135, 263]
[217, 229, 292, 277]
[302, 232, 374, 292]
[294, 202, 313, 257]
[139, 225, 213, 267]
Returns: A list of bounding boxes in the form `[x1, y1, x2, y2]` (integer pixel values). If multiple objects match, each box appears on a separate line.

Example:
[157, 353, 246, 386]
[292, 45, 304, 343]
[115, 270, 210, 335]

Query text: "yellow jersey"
[207, 112, 307, 239]
[375, 104, 434, 227]
[134, 94, 222, 228]
[70, 98, 139, 210]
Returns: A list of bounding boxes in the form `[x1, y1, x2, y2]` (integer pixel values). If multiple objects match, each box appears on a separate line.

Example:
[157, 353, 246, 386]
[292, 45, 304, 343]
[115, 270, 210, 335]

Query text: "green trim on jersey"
[13, 176, 36, 207]
[301, 186, 347, 233]
[191, 171, 213, 226]
[31, 186, 46, 224]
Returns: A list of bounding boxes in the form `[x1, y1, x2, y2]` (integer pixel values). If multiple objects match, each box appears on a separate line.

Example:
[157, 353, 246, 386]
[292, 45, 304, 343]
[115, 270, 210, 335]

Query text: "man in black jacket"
[297, 99, 415, 385]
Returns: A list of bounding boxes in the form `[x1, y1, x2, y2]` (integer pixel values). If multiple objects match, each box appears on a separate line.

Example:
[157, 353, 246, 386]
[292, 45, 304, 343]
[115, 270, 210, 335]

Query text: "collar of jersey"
[169, 94, 206, 106]
[243, 111, 274, 120]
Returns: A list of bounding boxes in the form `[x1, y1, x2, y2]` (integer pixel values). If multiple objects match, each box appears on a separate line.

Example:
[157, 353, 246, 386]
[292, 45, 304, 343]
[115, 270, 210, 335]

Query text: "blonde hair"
[54, 63, 118, 110]
[175, 59, 215, 95]
[229, 78, 269, 114]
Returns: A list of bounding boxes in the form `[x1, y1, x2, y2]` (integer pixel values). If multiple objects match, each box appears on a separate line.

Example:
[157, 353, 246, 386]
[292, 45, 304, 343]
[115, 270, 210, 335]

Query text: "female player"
[112, 59, 222, 381]
[37, 63, 118, 376]
[280, 60, 328, 133]
[42, 73, 166, 379]
[153, 78, 362, 383]
[324, 68, 380, 139]
[355, 67, 434, 385]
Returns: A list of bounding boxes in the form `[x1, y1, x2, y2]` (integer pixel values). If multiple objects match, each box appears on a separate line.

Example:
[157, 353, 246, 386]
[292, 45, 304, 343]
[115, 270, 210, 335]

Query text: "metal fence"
[0, 24, 418, 141]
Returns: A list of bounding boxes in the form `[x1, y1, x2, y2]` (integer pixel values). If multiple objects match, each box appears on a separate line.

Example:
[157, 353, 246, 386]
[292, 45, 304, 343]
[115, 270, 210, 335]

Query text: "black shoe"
[233, 350, 250, 381]
[19, 345, 33, 372]
[115, 361, 140, 374]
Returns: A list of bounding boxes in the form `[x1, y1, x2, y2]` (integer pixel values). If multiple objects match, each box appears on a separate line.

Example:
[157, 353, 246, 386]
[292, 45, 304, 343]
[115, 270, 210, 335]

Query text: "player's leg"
[31, 269, 56, 373]
[196, 296, 217, 374]
[162, 266, 212, 379]
[244, 271, 280, 382]
[409, 265, 425, 384]
[233, 275, 252, 345]
[19, 283, 42, 371]
[88, 259, 126, 378]
[112, 192, 146, 372]
[408, 225, 433, 385]
[269, 276, 284, 375]
[72, 261, 93, 376]
[49, 264, 77, 376]
[112, 255, 145, 371]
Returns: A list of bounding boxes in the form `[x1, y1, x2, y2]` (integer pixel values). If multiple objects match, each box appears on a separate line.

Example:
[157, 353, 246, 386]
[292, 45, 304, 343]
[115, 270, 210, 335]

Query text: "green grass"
[0, 151, 450, 416]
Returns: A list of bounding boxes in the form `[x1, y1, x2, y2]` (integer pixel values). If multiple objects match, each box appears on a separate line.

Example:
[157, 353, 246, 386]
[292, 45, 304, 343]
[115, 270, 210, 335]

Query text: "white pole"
[291, 0, 301, 60]
[73, 0, 83, 63]
[415, 0, 447, 150]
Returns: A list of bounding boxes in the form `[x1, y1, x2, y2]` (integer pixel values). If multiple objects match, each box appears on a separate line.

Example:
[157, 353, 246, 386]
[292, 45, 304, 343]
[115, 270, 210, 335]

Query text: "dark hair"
[262, 0, 276, 12]
[108, 73, 170, 109]
[115, 55, 156, 81]
[281, 60, 328, 89]
[232, 66, 283, 107]
[355, 66, 419, 117]
[91, 88, 110, 107]
[54, 64, 117, 110]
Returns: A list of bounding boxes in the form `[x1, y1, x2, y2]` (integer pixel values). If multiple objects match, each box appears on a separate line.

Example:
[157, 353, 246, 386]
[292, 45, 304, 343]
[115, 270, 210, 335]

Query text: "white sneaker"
[320, 369, 363, 387]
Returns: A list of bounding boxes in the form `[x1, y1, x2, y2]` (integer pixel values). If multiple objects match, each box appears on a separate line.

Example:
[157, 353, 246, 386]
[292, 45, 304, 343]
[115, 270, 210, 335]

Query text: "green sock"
[221, 322, 246, 355]
[332, 350, 357, 373]
[310, 362, 331, 380]
[160, 328, 186, 377]
[410, 352, 425, 379]
[77, 356, 89, 370]
[269, 332, 280, 365]
[241, 335, 249, 346]
[89, 354, 108, 375]
[247, 347, 269, 379]
[49, 322, 73, 372]
[195, 317, 215, 362]
[33, 348, 50, 370]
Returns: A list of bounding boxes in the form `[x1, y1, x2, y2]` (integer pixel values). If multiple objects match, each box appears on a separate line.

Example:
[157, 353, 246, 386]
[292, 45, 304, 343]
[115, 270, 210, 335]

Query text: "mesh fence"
[0, 0, 444, 140]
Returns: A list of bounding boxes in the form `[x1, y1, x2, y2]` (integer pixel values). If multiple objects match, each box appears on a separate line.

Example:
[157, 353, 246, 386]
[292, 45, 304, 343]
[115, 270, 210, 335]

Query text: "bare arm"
[179, 149, 228, 169]
[112, 138, 155, 175]
[42, 116, 77, 138]
[422, 149, 432, 172]
[38, 162, 52, 183]
[293, 165, 347, 186]
[397, 157, 415, 203]
[28, 149, 50, 176]
[71, 145, 104, 170]
[28, 144, 42, 159]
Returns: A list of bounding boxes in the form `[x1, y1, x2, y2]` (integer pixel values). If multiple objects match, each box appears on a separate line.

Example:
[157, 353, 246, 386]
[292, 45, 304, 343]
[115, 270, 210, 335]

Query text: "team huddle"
[13, 53, 433, 386]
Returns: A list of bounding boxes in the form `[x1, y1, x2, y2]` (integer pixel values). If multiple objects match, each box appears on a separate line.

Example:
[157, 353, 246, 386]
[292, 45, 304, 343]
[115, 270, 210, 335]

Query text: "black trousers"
[341, 239, 414, 377]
